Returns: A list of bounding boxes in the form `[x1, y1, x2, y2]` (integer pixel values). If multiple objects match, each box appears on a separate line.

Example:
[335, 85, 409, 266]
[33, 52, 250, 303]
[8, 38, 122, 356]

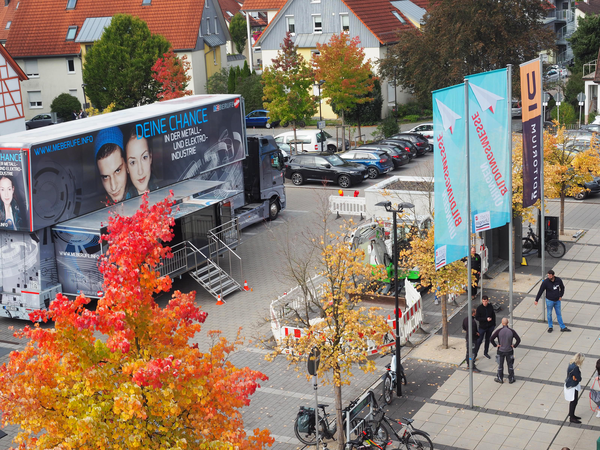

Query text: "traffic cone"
[216, 294, 224, 305]
[521, 257, 527, 266]
[243, 280, 250, 291]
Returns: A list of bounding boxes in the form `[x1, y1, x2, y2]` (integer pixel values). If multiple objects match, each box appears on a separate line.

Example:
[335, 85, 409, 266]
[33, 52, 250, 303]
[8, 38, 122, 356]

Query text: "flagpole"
[465, 80, 474, 410]
[539, 57, 546, 317]
[507, 65, 514, 328]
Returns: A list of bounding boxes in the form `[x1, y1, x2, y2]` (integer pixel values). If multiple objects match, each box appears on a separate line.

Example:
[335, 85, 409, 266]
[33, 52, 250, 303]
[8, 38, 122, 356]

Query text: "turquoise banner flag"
[466, 69, 511, 233]
[433, 84, 469, 270]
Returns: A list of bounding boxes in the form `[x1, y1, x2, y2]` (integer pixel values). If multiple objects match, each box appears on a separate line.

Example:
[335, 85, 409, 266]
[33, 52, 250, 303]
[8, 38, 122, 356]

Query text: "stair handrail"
[207, 218, 243, 294]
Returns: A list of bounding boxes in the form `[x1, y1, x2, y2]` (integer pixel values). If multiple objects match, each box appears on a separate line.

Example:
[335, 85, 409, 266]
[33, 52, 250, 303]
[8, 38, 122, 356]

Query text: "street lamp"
[81, 83, 88, 110]
[375, 200, 414, 397]
[316, 80, 325, 152]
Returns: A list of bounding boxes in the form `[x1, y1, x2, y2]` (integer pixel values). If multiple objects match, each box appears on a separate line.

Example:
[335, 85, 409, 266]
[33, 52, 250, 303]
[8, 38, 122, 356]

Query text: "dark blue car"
[245, 110, 279, 129]
[339, 149, 394, 179]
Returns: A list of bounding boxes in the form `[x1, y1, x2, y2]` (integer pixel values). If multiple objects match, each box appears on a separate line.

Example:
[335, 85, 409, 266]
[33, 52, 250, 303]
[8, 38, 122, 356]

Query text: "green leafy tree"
[83, 14, 171, 111]
[379, 0, 555, 103]
[236, 73, 264, 112]
[262, 32, 317, 152]
[333, 76, 382, 129]
[569, 14, 600, 67]
[241, 60, 252, 78]
[50, 93, 82, 121]
[230, 13, 248, 54]
[550, 102, 576, 125]
[228, 67, 236, 93]
[564, 66, 585, 111]
[315, 33, 376, 145]
[206, 67, 230, 94]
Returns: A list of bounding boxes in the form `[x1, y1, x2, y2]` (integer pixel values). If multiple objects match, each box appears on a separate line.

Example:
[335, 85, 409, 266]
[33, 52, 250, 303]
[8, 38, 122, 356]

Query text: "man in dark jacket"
[474, 296, 495, 360]
[491, 317, 521, 384]
[463, 308, 480, 373]
[534, 269, 570, 333]
[471, 247, 482, 298]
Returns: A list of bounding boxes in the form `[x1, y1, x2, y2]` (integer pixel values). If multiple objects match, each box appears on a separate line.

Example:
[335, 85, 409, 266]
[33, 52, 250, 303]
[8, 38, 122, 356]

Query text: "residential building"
[0, 44, 27, 134]
[4, 0, 230, 120]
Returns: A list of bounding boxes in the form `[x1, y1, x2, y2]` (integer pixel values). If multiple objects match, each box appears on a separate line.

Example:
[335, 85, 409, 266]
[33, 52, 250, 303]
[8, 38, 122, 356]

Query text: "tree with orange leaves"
[0, 195, 273, 449]
[152, 49, 192, 101]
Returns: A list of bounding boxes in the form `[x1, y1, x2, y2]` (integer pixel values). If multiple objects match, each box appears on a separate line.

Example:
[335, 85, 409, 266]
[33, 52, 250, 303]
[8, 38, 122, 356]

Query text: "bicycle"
[522, 224, 566, 258]
[294, 399, 363, 446]
[363, 406, 433, 450]
[381, 353, 407, 405]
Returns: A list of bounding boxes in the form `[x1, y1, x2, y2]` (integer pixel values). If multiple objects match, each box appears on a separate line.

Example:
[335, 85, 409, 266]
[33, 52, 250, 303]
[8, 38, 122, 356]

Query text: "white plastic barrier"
[329, 195, 367, 218]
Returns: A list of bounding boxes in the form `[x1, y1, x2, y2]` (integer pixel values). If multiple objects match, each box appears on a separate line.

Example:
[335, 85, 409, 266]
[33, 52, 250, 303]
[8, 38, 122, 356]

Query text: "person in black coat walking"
[474, 296, 496, 360]
[463, 308, 480, 373]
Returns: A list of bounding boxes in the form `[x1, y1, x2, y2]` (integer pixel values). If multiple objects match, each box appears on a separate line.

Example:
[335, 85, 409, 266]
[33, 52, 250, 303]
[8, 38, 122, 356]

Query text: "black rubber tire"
[546, 239, 566, 258]
[265, 122, 271, 129]
[297, 120, 306, 128]
[404, 430, 434, 450]
[327, 144, 337, 153]
[338, 175, 352, 188]
[294, 415, 318, 445]
[367, 167, 379, 179]
[574, 190, 587, 200]
[268, 200, 279, 220]
[367, 420, 390, 446]
[291, 172, 304, 186]
[522, 238, 535, 254]
[281, 120, 289, 127]
[382, 373, 393, 405]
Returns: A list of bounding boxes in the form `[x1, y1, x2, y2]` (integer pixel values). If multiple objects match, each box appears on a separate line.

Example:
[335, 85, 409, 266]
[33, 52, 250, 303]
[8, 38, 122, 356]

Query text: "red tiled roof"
[411, 0, 430, 8]
[242, 0, 286, 12]
[218, 0, 243, 23]
[576, 0, 600, 15]
[342, 0, 416, 45]
[0, 0, 19, 42]
[6, 0, 205, 58]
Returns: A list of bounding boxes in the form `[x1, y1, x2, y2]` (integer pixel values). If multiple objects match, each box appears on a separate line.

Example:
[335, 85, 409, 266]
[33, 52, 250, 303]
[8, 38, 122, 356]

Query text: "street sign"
[543, 92, 551, 103]
[555, 93, 563, 103]
[577, 92, 586, 102]
[307, 347, 320, 376]
[317, 120, 326, 130]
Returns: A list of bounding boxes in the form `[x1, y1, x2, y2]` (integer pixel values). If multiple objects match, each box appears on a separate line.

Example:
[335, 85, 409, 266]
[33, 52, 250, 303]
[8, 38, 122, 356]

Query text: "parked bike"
[294, 399, 361, 445]
[522, 224, 566, 258]
[381, 353, 407, 405]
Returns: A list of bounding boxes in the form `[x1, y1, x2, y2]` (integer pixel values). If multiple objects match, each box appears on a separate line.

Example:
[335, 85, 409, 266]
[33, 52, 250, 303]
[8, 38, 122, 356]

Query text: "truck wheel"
[291, 173, 304, 185]
[338, 175, 351, 188]
[265, 122, 271, 129]
[268, 200, 279, 220]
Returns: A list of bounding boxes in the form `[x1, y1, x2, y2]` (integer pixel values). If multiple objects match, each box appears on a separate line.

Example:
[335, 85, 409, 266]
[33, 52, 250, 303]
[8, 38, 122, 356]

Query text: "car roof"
[343, 149, 386, 155]
[275, 130, 321, 137]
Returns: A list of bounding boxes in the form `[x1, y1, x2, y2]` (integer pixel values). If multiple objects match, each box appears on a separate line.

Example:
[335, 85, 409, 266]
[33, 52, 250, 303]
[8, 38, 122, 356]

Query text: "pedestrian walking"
[564, 352, 584, 423]
[474, 295, 496, 360]
[491, 317, 521, 384]
[590, 359, 600, 418]
[463, 308, 480, 373]
[534, 269, 571, 333]
[470, 246, 482, 298]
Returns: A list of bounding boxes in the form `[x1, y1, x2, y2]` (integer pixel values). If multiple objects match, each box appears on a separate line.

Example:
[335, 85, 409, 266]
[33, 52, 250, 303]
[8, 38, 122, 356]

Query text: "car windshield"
[321, 154, 346, 166]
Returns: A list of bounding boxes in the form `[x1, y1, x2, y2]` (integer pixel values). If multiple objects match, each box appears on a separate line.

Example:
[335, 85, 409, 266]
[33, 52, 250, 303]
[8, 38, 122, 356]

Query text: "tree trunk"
[334, 377, 345, 450]
[560, 188, 565, 236]
[441, 294, 448, 349]
[293, 126, 298, 156]
[357, 114, 362, 146]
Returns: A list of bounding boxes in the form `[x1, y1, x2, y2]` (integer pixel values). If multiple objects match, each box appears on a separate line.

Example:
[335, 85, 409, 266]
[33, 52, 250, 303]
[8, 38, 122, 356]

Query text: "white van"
[274, 129, 349, 153]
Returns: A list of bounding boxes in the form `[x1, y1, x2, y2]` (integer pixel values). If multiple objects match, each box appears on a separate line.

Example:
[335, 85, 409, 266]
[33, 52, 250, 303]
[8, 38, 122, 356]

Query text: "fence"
[329, 195, 367, 219]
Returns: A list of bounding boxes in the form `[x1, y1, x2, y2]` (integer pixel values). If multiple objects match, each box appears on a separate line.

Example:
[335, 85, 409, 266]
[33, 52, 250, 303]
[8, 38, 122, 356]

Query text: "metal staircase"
[158, 218, 244, 301]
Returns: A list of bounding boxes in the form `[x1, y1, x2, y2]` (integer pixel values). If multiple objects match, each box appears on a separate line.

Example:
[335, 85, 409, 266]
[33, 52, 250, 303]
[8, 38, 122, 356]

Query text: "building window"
[206, 18, 210, 34]
[66, 0, 76, 9]
[28, 91, 42, 109]
[142, 0, 151, 4]
[286, 16, 295, 35]
[392, 10, 406, 24]
[340, 14, 349, 33]
[66, 26, 77, 40]
[312, 14, 322, 33]
[214, 17, 218, 34]
[311, 0, 320, 2]
[69, 89, 77, 97]
[213, 50, 217, 65]
[24, 59, 39, 77]
[3, 0, 8, 6]
[5, 21, 10, 29]
[16, 1, 19, 8]
[67, 58, 75, 73]
[205, 0, 208, 8]
[311, 49, 321, 58]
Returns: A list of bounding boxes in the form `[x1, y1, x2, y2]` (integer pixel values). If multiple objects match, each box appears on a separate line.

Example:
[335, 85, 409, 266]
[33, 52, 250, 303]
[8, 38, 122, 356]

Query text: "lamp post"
[376, 200, 414, 397]
[316, 80, 326, 152]
[81, 83, 87, 110]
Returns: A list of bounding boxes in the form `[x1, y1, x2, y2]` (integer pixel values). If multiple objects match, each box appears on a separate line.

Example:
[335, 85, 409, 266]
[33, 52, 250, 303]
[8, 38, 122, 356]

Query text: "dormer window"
[66, 26, 77, 40]
[66, 0, 76, 9]
[392, 10, 406, 24]
[3, 0, 8, 6]
[5, 21, 10, 29]
[142, 0, 151, 4]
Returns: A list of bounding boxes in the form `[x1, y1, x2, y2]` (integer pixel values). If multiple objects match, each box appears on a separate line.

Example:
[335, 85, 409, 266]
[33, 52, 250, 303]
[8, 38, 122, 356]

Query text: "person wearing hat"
[95, 127, 130, 204]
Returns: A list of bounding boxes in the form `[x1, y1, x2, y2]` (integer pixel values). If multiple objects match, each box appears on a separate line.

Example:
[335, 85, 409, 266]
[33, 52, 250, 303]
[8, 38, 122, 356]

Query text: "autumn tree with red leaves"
[0, 195, 273, 449]
[152, 49, 193, 101]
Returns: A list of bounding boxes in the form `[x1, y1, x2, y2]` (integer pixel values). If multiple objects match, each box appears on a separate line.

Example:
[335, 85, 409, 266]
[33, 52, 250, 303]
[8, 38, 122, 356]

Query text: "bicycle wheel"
[546, 239, 566, 258]
[522, 237, 535, 254]
[404, 430, 434, 450]
[294, 414, 319, 445]
[382, 373, 393, 405]
[367, 419, 389, 446]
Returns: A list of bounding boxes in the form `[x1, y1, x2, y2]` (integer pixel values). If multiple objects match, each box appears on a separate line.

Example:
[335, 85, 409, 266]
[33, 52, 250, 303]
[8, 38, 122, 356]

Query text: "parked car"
[511, 100, 522, 118]
[407, 123, 434, 144]
[284, 152, 368, 188]
[544, 67, 568, 83]
[25, 113, 60, 130]
[245, 110, 279, 128]
[275, 129, 349, 153]
[580, 124, 600, 134]
[574, 176, 600, 200]
[390, 133, 431, 155]
[338, 149, 394, 179]
[378, 138, 417, 160]
[358, 144, 410, 168]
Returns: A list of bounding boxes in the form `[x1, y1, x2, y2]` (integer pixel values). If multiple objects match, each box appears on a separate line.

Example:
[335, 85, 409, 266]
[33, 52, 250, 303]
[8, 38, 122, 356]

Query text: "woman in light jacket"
[565, 353, 585, 423]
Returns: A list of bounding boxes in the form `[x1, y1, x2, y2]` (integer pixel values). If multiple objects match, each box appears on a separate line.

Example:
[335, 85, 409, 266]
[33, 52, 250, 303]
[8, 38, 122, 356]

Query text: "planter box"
[364, 176, 434, 222]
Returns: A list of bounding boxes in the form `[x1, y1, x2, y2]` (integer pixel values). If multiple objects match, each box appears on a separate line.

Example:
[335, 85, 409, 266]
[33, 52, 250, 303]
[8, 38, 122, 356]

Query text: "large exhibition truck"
[0, 95, 285, 320]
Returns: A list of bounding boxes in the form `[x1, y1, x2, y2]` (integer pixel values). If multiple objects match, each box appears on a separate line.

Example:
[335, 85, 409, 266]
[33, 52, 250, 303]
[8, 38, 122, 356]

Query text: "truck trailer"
[0, 95, 285, 319]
